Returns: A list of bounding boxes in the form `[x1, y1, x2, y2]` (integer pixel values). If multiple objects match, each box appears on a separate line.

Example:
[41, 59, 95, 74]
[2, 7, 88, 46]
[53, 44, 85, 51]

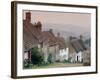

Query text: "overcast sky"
[23, 10, 91, 38]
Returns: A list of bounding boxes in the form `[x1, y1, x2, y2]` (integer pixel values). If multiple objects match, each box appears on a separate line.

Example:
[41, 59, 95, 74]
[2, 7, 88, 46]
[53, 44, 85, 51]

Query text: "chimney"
[57, 33, 60, 37]
[69, 36, 73, 41]
[37, 21, 42, 31]
[80, 35, 83, 40]
[49, 29, 53, 33]
[26, 12, 31, 23]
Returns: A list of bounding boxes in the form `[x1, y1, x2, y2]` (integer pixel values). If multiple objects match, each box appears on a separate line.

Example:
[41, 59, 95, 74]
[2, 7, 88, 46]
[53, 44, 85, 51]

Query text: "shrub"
[55, 59, 60, 62]
[47, 53, 53, 64]
[31, 47, 44, 65]
[23, 59, 31, 68]
[63, 58, 72, 63]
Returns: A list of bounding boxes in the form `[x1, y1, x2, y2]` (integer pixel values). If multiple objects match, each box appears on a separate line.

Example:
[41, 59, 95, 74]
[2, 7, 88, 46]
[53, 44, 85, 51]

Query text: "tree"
[31, 47, 44, 65]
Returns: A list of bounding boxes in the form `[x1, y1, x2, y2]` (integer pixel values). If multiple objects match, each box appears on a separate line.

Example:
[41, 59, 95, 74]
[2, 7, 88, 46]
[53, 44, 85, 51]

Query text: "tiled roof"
[42, 31, 57, 46]
[23, 20, 44, 42]
[23, 20, 66, 49]
[56, 37, 66, 49]
[23, 20, 38, 40]
[23, 20, 41, 50]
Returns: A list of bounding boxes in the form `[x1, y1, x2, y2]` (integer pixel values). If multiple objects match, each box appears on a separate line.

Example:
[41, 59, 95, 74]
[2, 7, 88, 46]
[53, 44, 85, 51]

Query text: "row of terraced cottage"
[23, 12, 90, 65]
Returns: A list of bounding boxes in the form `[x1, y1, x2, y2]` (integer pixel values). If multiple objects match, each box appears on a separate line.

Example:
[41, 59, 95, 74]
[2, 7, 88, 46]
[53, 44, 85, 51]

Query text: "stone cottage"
[23, 12, 66, 63]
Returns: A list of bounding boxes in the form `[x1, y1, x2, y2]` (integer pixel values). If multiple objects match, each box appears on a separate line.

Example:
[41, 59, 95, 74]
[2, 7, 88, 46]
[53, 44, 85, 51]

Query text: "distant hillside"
[42, 23, 90, 40]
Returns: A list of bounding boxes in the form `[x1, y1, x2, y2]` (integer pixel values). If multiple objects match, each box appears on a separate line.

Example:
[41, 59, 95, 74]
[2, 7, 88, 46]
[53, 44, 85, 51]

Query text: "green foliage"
[23, 59, 30, 68]
[55, 59, 60, 62]
[31, 47, 44, 65]
[63, 59, 71, 63]
[47, 53, 53, 63]
[63, 58, 72, 63]
[23, 59, 33, 69]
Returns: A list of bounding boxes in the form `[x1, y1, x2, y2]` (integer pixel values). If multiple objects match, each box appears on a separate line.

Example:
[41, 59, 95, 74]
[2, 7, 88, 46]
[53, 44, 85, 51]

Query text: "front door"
[77, 56, 78, 62]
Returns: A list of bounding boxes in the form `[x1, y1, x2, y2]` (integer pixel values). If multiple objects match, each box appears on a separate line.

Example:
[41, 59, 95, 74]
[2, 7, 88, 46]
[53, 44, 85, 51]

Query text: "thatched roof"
[70, 38, 87, 53]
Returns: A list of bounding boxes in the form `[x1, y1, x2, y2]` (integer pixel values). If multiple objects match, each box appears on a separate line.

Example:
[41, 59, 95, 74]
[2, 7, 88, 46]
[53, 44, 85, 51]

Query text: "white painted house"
[75, 51, 83, 62]
[68, 36, 87, 63]
[59, 48, 69, 61]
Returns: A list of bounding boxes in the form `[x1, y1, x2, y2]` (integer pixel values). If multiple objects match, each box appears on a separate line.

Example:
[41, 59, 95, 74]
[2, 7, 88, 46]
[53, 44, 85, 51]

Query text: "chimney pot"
[26, 12, 31, 23]
[49, 29, 53, 32]
[80, 35, 83, 40]
[57, 33, 60, 37]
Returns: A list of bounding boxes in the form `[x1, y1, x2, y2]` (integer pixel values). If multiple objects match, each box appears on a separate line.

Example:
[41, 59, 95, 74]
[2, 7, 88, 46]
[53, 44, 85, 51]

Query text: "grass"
[31, 62, 84, 69]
